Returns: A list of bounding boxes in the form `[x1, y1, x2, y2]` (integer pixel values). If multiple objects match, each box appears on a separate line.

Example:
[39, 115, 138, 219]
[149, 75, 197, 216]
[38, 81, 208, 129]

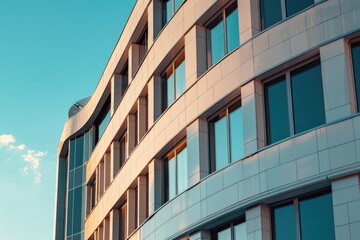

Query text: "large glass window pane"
[167, 74, 175, 107]
[285, 0, 313, 17]
[69, 140, 76, 171]
[265, 76, 290, 144]
[291, 62, 325, 134]
[74, 167, 83, 187]
[217, 227, 231, 240]
[98, 110, 111, 139]
[162, 0, 173, 26]
[226, 9, 240, 52]
[174, 0, 183, 11]
[75, 135, 84, 168]
[175, 60, 186, 99]
[229, 107, 244, 162]
[83, 131, 90, 164]
[211, 20, 225, 65]
[234, 222, 247, 240]
[260, 0, 282, 29]
[66, 190, 73, 236]
[214, 117, 229, 170]
[72, 187, 82, 234]
[167, 156, 176, 200]
[299, 193, 335, 240]
[177, 147, 187, 193]
[352, 43, 360, 110]
[68, 170, 74, 189]
[273, 203, 297, 240]
[120, 204, 127, 240]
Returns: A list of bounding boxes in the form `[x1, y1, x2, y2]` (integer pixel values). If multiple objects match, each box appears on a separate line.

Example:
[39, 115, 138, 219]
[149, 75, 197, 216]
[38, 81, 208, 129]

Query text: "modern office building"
[53, 0, 360, 239]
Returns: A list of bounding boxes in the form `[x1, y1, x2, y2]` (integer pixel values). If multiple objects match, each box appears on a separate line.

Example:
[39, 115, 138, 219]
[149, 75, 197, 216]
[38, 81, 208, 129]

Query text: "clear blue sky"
[0, 0, 135, 239]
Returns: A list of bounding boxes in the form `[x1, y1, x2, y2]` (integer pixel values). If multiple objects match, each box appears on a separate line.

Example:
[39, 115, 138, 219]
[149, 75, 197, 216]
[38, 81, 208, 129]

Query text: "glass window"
[120, 203, 127, 240]
[66, 190, 73, 236]
[261, 0, 314, 29]
[212, 102, 243, 172]
[264, 60, 325, 145]
[163, 52, 186, 110]
[69, 140, 76, 171]
[75, 135, 84, 168]
[291, 62, 325, 134]
[120, 132, 128, 167]
[218, 227, 231, 240]
[264, 76, 290, 144]
[272, 191, 335, 240]
[234, 222, 246, 240]
[98, 109, 111, 139]
[212, 219, 246, 240]
[165, 143, 188, 201]
[351, 42, 360, 110]
[209, 3, 239, 66]
[162, 0, 184, 26]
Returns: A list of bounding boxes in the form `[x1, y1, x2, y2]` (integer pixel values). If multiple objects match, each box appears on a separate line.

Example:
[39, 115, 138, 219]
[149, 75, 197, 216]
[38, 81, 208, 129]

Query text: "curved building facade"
[54, 0, 360, 239]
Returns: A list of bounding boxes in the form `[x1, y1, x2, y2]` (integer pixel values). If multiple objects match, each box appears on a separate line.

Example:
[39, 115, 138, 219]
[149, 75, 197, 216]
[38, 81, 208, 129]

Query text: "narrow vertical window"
[162, 0, 184, 27]
[208, 3, 239, 66]
[120, 132, 128, 167]
[120, 203, 127, 240]
[351, 42, 360, 110]
[211, 102, 243, 172]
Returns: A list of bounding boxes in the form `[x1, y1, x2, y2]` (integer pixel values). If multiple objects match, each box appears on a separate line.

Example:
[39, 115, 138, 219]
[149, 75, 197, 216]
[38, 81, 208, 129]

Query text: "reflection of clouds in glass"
[1, 133, 47, 184]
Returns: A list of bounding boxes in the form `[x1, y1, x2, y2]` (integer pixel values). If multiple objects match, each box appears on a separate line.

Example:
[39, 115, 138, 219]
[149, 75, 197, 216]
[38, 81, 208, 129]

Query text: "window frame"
[263, 57, 325, 145]
[206, 1, 239, 67]
[349, 38, 360, 112]
[162, 50, 186, 111]
[211, 217, 246, 240]
[161, 0, 185, 27]
[270, 189, 334, 240]
[209, 99, 243, 172]
[163, 140, 187, 202]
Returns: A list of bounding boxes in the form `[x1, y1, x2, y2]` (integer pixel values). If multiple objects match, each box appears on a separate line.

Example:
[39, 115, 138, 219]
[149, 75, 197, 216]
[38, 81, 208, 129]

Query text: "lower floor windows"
[119, 203, 127, 240]
[212, 219, 246, 240]
[272, 191, 335, 240]
[164, 141, 188, 202]
[351, 42, 360, 111]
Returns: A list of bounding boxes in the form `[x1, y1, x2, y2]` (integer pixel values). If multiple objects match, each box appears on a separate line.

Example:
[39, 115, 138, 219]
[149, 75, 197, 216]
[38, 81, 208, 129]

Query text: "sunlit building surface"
[54, 0, 360, 239]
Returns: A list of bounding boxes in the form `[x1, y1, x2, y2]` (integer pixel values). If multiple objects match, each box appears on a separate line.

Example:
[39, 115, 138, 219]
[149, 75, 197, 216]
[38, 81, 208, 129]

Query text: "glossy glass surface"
[291, 62, 325, 134]
[260, 0, 282, 29]
[229, 107, 243, 162]
[214, 117, 229, 170]
[211, 20, 225, 65]
[226, 9, 240, 52]
[167, 74, 175, 107]
[75, 136, 84, 168]
[234, 222, 246, 240]
[69, 140, 75, 170]
[286, 0, 313, 17]
[72, 187, 82, 233]
[98, 110, 111, 139]
[273, 203, 296, 240]
[352, 43, 360, 110]
[174, 0, 183, 11]
[168, 156, 176, 200]
[162, 0, 173, 26]
[175, 60, 186, 99]
[120, 204, 127, 240]
[265, 76, 290, 144]
[217, 227, 231, 240]
[299, 193, 335, 240]
[177, 147, 187, 193]
[66, 190, 73, 236]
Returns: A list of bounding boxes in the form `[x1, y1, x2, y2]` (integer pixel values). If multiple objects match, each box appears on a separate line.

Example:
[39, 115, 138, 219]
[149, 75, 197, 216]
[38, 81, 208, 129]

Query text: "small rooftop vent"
[68, 97, 90, 118]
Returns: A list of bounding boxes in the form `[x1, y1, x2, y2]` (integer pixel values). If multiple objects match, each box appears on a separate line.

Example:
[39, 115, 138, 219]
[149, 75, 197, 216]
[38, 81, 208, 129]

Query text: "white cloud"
[0, 134, 15, 146]
[1, 133, 46, 184]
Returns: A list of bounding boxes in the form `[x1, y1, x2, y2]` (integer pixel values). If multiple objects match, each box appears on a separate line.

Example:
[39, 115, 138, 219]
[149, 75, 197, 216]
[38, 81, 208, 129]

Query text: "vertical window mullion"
[226, 109, 231, 165]
[286, 72, 295, 136]
[294, 198, 301, 240]
[281, 0, 287, 19]
[223, 11, 228, 55]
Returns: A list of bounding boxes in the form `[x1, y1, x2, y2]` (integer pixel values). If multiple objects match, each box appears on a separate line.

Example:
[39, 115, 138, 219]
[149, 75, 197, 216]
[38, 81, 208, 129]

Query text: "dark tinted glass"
[217, 227, 231, 240]
[72, 187, 82, 234]
[286, 0, 313, 17]
[273, 203, 297, 240]
[69, 140, 76, 171]
[168, 156, 176, 199]
[299, 193, 335, 240]
[120, 204, 127, 240]
[66, 190, 73, 236]
[98, 110, 111, 139]
[162, 0, 173, 26]
[260, 0, 282, 29]
[175, 60, 186, 99]
[352, 43, 360, 110]
[75, 135, 84, 168]
[265, 76, 290, 144]
[214, 117, 229, 170]
[291, 61, 325, 134]
[226, 8, 240, 52]
[229, 107, 244, 162]
[211, 20, 225, 65]
[68, 170, 74, 189]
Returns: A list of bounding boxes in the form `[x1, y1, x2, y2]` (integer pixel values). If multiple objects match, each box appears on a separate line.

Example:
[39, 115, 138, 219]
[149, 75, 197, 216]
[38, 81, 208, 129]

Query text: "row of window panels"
[87, 40, 360, 220]
[88, 189, 334, 240]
